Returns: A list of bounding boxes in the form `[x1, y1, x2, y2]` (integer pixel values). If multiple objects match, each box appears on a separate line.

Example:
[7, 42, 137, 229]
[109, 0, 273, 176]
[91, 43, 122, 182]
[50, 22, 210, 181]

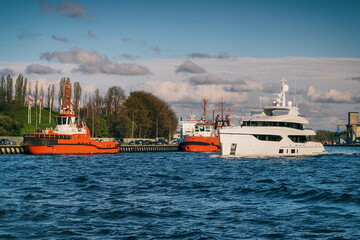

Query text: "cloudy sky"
[1, 0, 360, 130]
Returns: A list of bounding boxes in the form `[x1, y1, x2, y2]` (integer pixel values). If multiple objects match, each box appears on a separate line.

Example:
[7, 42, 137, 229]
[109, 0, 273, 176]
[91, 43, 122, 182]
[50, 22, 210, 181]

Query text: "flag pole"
[49, 98, 52, 124]
[28, 104, 31, 124]
[35, 100, 38, 130]
[39, 98, 42, 125]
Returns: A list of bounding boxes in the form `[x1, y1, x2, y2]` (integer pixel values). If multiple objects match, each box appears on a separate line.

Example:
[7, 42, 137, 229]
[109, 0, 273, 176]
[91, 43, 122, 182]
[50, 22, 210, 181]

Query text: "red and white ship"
[180, 99, 230, 152]
[23, 81, 120, 155]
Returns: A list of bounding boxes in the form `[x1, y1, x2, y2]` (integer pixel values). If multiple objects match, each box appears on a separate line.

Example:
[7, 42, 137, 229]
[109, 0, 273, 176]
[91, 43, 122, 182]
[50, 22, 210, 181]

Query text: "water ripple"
[0, 147, 359, 239]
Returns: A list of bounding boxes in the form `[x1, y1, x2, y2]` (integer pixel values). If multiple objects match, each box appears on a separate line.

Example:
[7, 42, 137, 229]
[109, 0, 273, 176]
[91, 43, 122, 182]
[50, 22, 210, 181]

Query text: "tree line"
[0, 75, 178, 139]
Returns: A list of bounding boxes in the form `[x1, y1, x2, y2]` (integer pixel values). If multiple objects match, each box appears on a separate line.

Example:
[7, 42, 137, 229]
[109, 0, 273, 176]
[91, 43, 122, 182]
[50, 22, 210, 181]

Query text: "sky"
[1, 0, 360, 130]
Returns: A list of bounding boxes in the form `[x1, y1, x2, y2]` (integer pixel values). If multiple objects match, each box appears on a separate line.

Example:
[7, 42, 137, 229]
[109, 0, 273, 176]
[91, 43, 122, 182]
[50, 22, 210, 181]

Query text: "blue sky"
[1, 0, 360, 129]
[2, 0, 360, 61]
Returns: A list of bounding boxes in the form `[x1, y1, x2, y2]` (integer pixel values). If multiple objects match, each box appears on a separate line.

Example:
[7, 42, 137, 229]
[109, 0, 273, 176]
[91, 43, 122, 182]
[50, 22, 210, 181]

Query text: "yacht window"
[289, 135, 307, 143]
[271, 109, 290, 116]
[253, 134, 282, 141]
[279, 149, 284, 154]
[291, 149, 296, 154]
[230, 143, 237, 155]
[242, 121, 304, 130]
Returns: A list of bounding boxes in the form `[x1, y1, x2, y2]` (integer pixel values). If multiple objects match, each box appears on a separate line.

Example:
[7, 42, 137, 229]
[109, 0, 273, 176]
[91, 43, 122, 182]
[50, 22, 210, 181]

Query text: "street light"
[156, 112, 163, 140]
[168, 117, 172, 144]
[132, 110, 137, 139]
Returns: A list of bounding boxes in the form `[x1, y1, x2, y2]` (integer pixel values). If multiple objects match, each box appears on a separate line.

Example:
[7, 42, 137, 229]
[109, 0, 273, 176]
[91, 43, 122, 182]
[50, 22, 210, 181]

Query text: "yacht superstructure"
[219, 78, 326, 157]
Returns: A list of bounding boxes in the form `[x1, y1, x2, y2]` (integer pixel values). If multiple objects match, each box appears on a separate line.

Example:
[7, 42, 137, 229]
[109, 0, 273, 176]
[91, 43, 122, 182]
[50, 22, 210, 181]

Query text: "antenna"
[219, 98, 225, 120]
[294, 76, 297, 107]
[259, 77, 262, 110]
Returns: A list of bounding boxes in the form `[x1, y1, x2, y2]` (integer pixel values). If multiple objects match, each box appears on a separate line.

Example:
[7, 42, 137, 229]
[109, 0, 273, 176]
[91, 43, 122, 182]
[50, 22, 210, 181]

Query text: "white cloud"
[176, 60, 207, 74]
[187, 74, 225, 85]
[17, 31, 41, 40]
[41, 48, 151, 75]
[307, 86, 360, 103]
[2, 57, 359, 130]
[25, 64, 61, 75]
[39, 0, 93, 19]
[51, 34, 69, 43]
[142, 79, 249, 104]
[87, 30, 96, 39]
[0, 68, 15, 76]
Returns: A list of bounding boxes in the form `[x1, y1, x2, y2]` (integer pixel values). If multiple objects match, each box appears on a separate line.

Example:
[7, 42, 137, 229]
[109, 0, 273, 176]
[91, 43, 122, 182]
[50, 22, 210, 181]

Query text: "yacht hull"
[220, 129, 326, 157]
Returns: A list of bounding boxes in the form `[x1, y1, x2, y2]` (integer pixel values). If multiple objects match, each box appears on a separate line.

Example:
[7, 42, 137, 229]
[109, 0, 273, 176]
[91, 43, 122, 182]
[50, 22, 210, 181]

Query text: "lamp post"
[168, 117, 172, 144]
[156, 112, 163, 140]
[132, 110, 137, 139]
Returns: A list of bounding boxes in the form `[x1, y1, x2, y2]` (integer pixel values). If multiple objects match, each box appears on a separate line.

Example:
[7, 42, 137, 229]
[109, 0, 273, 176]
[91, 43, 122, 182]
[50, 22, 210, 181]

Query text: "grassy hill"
[0, 104, 58, 136]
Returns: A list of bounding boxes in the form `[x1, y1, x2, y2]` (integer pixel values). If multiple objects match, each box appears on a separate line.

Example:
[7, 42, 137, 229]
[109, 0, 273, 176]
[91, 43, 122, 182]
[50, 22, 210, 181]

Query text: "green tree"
[109, 115, 132, 138]
[58, 77, 70, 108]
[5, 75, 13, 104]
[73, 82, 82, 115]
[0, 115, 22, 136]
[0, 75, 5, 103]
[315, 130, 336, 142]
[105, 86, 126, 136]
[94, 88, 103, 113]
[14, 74, 27, 106]
[22, 77, 27, 106]
[50, 84, 55, 109]
[15, 74, 24, 106]
[124, 91, 178, 139]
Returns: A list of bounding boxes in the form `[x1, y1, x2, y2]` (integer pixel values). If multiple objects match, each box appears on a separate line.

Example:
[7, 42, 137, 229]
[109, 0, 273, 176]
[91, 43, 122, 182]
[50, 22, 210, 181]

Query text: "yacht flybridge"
[219, 78, 326, 157]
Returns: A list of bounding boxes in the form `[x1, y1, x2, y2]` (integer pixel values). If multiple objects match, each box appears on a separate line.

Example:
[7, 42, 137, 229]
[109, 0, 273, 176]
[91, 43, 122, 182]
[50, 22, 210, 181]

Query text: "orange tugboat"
[180, 99, 230, 152]
[23, 81, 120, 155]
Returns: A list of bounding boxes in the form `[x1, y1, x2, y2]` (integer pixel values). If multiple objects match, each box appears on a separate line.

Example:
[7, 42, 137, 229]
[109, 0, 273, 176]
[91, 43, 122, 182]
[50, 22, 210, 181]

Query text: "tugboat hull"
[180, 136, 220, 152]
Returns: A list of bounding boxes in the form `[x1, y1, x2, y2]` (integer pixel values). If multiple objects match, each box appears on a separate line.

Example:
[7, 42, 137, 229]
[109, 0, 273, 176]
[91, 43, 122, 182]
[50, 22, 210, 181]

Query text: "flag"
[70, 101, 75, 106]
[28, 96, 34, 102]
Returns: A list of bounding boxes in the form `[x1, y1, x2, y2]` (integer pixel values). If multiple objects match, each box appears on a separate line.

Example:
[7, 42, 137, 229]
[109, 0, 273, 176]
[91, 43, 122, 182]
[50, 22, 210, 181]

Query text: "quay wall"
[121, 145, 180, 152]
[0, 145, 180, 154]
[0, 146, 28, 154]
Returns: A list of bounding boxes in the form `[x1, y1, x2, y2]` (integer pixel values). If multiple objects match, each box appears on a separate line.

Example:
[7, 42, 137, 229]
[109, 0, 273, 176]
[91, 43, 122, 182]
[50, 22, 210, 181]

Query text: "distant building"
[348, 112, 360, 142]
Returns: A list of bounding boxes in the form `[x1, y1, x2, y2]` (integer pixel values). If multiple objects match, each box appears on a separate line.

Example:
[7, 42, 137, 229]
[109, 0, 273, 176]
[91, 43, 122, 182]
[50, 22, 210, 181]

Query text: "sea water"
[0, 146, 359, 239]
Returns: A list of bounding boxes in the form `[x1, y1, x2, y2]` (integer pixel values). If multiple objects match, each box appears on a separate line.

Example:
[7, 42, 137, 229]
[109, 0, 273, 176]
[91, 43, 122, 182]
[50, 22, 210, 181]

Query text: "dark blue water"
[0, 146, 359, 240]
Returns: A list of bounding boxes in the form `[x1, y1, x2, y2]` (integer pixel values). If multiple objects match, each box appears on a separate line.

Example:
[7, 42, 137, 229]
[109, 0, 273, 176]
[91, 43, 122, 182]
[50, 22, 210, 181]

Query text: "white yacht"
[219, 78, 326, 157]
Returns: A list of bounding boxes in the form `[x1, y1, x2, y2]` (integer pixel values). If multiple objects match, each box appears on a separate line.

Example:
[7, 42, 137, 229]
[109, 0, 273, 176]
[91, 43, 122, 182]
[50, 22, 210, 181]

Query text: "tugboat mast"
[219, 98, 225, 121]
[202, 98, 208, 122]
